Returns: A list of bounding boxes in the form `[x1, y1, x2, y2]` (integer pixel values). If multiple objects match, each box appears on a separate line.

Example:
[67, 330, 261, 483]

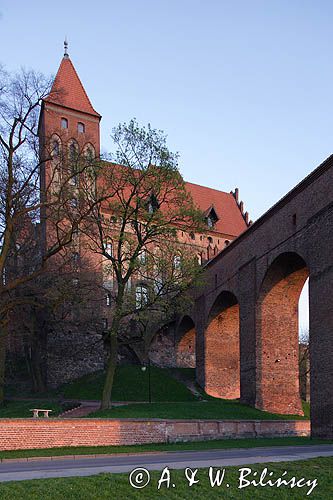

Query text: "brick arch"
[176, 316, 196, 368]
[256, 252, 309, 415]
[205, 290, 240, 399]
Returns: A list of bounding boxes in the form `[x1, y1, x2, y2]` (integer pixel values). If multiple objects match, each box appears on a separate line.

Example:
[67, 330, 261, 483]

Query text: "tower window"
[61, 118, 68, 129]
[78, 122, 85, 133]
[52, 140, 60, 157]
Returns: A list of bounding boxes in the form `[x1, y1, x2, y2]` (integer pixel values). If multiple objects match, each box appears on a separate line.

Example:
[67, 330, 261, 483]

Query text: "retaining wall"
[0, 419, 310, 451]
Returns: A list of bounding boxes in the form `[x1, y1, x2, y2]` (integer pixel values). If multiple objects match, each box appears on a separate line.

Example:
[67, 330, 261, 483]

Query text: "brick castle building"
[38, 48, 250, 385]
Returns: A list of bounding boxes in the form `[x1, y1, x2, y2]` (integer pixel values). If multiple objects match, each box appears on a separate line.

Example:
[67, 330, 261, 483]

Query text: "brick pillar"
[309, 270, 333, 438]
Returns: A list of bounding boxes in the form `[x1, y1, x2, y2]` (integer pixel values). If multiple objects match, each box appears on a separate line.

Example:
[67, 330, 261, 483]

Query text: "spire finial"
[64, 37, 69, 59]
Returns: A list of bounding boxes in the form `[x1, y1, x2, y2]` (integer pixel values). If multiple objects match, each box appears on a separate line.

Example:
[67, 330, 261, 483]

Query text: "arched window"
[61, 117, 68, 129]
[52, 140, 60, 157]
[69, 142, 78, 161]
[225, 240, 230, 247]
[104, 241, 113, 257]
[85, 145, 95, 161]
[135, 284, 149, 309]
[77, 122, 85, 133]
[138, 249, 147, 265]
[68, 140, 79, 185]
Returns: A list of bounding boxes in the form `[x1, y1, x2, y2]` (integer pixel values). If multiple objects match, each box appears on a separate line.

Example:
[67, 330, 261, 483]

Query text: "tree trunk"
[101, 331, 118, 409]
[30, 312, 46, 393]
[0, 323, 7, 406]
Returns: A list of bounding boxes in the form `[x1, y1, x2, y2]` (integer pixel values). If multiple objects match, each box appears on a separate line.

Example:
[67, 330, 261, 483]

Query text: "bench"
[30, 408, 53, 418]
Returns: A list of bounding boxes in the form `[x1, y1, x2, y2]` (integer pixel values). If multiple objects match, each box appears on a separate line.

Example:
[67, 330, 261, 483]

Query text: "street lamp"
[141, 359, 152, 403]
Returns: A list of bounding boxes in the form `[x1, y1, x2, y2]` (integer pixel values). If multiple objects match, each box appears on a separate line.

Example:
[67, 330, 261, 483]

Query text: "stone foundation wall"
[0, 418, 310, 451]
[46, 330, 105, 387]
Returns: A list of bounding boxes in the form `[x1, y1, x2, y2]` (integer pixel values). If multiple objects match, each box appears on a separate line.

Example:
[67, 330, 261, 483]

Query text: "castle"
[37, 48, 250, 386]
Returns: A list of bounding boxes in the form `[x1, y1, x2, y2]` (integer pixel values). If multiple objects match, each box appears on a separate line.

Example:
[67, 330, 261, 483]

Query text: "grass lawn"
[87, 400, 310, 420]
[0, 437, 331, 460]
[62, 366, 196, 402]
[0, 458, 331, 499]
[0, 400, 64, 419]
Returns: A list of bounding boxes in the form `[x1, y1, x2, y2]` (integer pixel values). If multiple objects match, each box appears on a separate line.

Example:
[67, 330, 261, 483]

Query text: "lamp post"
[141, 359, 152, 403]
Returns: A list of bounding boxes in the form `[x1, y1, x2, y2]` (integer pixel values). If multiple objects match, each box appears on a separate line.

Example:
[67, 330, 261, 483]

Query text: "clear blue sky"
[2, 0, 329, 330]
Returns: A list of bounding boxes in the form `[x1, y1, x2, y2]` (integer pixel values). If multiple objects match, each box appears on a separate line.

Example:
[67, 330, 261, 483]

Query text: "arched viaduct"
[184, 155, 333, 439]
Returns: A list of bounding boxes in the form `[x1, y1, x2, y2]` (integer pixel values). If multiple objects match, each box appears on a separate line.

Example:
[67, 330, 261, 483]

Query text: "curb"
[0, 450, 163, 463]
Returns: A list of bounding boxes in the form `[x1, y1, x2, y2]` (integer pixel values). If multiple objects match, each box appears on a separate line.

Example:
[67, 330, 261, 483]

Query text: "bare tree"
[0, 66, 101, 403]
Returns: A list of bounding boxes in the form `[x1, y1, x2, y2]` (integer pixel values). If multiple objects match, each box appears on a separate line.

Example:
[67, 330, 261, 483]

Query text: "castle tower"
[38, 43, 101, 253]
[39, 42, 101, 157]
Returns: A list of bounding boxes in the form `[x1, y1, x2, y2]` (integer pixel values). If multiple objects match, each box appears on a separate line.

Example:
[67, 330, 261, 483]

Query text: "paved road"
[0, 445, 332, 482]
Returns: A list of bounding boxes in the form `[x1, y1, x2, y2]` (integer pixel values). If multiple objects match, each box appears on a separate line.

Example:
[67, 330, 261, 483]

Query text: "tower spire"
[64, 37, 69, 59]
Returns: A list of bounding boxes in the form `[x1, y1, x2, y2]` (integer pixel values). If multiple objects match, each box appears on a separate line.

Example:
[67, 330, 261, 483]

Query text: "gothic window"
[69, 142, 78, 161]
[52, 140, 60, 157]
[135, 284, 149, 309]
[68, 141, 79, 185]
[61, 117, 68, 129]
[77, 122, 85, 133]
[85, 145, 95, 161]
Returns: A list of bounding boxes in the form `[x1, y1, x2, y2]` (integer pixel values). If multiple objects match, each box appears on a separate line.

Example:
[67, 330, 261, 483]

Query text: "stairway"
[59, 403, 100, 418]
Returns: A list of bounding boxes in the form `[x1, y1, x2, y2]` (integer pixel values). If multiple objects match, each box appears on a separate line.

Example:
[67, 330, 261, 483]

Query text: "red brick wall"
[0, 419, 310, 451]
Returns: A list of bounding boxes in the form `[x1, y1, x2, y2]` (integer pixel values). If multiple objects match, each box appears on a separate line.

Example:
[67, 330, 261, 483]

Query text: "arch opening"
[176, 316, 196, 368]
[256, 252, 309, 415]
[205, 291, 240, 399]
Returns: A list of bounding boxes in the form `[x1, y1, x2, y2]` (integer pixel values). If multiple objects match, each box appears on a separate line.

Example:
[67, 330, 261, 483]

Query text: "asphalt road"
[0, 445, 332, 482]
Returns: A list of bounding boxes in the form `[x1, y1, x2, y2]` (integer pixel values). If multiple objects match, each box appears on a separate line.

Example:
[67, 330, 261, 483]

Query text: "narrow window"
[138, 249, 147, 265]
[106, 292, 112, 307]
[104, 242, 112, 257]
[173, 255, 181, 270]
[208, 236, 213, 244]
[77, 122, 85, 133]
[102, 318, 108, 330]
[52, 140, 60, 157]
[69, 142, 77, 161]
[61, 118, 68, 129]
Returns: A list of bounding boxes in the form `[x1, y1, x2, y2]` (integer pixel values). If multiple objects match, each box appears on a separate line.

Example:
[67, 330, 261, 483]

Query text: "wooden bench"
[30, 408, 53, 418]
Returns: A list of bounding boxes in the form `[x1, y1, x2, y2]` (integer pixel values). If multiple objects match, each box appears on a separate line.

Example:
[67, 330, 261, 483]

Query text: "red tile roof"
[185, 182, 248, 237]
[45, 57, 100, 118]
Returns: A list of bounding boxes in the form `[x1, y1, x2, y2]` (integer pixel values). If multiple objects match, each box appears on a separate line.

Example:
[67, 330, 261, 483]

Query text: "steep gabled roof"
[45, 57, 101, 118]
[185, 182, 247, 237]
